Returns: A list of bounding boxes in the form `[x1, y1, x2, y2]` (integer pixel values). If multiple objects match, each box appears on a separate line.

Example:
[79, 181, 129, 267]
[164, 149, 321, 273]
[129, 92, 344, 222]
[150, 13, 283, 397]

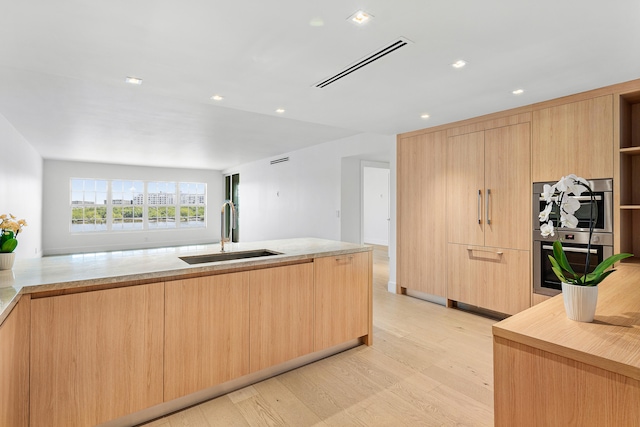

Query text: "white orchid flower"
[560, 194, 580, 215]
[560, 211, 579, 228]
[539, 203, 553, 222]
[555, 175, 573, 192]
[540, 221, 555, 237]
[542, 184, 556, 202]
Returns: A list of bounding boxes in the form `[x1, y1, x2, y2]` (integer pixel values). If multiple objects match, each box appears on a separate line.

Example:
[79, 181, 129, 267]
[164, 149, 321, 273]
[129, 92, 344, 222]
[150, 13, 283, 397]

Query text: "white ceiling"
[1, 1, 639, 170]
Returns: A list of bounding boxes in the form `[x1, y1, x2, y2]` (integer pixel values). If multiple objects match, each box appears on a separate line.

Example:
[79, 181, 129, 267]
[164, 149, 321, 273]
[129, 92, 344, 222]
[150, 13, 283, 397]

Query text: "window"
[179, 182, 206, 227]
[70, 178, 206, 233]
[71, 179, 108, 232]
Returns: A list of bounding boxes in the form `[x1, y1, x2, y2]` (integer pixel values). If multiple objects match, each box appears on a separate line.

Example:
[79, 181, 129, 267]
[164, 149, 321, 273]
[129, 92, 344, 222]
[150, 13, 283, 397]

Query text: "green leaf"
[0, 238, 17, 253]
[552, 240, 576, 276]
[591, 253, 634, 277]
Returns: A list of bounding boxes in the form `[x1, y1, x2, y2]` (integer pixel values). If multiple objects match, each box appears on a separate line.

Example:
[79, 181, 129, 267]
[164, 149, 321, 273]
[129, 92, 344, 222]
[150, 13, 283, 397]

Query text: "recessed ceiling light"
[348, 10, 373, 25]
[276, 108, 285, 114]
[125, 76, 142, 85]
[512, 89, 525, 95]
[451, 60, 467, 69]
[421, 114, 430, 119]
[210, 95, 224, 101]
[309, 17, 324, 27]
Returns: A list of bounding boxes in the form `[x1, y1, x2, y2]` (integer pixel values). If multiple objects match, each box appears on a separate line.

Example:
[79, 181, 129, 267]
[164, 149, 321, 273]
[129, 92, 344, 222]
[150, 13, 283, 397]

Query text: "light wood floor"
[142, 246, 496, 426]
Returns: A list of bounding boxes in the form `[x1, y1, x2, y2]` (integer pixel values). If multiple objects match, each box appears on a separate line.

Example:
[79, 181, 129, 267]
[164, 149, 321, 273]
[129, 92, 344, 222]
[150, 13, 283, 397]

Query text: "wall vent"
[270, 157, 289, 165]
[314, 37, 412, 88]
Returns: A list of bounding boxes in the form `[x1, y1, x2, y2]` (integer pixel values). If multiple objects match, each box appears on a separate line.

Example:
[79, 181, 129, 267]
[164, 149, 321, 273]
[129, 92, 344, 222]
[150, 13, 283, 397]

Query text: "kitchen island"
[493, 263, 640, 427]
[0, 238, 373, 427]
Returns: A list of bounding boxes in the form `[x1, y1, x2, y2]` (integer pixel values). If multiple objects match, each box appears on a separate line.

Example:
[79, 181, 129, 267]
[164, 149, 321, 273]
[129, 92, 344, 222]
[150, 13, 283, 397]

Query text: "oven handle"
[542, 244, 598, 254]
[539, 195, 602, 202]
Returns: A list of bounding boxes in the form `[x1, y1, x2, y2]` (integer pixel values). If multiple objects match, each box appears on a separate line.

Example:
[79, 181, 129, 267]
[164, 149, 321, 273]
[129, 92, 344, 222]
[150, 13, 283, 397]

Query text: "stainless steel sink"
[179, 249, 282, 264]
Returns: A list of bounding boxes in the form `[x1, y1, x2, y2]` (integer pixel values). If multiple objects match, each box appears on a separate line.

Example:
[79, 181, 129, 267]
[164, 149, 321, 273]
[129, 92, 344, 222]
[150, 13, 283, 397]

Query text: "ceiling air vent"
[270, 157, 289, 165]
[314, 37, 412, 88]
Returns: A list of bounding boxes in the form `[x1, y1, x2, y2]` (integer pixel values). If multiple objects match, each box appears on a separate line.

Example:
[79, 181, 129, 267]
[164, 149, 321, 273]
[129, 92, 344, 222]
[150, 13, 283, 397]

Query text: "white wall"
[43, 160, 224, 255]
[0, 114, 42, 259]
[223, 132, 398, 290]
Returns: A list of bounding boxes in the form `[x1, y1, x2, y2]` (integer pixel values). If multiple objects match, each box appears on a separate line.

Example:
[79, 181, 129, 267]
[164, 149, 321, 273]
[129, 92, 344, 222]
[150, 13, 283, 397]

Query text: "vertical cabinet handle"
[477, 190, 482, 224]
[486, 188, 491, 225]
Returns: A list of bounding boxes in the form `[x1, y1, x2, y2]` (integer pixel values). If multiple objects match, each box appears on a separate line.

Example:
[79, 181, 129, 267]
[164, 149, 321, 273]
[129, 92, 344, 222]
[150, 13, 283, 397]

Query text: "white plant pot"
[562, 282, 598, 322]
[0, 252, 16, 270]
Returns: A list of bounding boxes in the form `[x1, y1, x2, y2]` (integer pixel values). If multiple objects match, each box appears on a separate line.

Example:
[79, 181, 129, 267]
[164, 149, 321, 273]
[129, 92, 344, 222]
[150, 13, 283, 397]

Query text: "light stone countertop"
[0, 238, 372, 324]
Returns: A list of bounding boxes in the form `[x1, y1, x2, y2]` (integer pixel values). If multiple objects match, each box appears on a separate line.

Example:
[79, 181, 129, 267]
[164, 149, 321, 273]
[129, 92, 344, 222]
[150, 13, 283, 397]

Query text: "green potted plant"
[539, 175, 632, 321]
[0, 213, 28, 270]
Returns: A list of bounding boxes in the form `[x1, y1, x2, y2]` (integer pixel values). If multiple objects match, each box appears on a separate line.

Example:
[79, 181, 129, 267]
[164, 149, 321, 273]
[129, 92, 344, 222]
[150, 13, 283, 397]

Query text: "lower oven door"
[533, 240, 612, 296]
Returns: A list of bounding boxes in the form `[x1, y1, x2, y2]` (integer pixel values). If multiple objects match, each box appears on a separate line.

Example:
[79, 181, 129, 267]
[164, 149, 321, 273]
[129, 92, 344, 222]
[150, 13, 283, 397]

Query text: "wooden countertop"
[0, 238, 372, 324]
[493, 263, 640, 381]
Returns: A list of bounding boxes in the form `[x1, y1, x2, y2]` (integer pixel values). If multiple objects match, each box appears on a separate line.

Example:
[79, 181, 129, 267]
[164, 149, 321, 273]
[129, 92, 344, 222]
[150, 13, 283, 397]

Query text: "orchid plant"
[539, 175, 632, 286]
[0, 214, 27, 253]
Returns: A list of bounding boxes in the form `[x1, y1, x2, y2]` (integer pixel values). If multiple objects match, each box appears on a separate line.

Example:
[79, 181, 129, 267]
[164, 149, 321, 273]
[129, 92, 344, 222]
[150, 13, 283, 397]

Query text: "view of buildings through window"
[71, 179, 206, 232]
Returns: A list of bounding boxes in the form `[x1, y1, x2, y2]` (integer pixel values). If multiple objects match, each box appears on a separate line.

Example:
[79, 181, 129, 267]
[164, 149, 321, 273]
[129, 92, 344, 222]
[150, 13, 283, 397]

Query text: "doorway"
[224, 173, 240, 242]
[363, 165, 390, 247]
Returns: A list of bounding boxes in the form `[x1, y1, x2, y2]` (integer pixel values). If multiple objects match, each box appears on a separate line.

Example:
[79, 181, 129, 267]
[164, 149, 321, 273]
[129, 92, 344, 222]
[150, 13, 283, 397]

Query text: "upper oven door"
[533, 179, 612, 233]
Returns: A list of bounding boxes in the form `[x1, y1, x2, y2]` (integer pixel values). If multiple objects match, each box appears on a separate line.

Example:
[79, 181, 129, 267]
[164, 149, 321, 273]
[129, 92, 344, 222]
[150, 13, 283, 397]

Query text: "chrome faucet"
[220, 200, 236, 252]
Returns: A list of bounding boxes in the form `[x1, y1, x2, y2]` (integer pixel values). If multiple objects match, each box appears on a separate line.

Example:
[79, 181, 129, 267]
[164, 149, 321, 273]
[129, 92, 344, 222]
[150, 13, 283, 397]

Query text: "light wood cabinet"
[30, 283, 164, 427]
[314, 252, 371, 350]
[447, 244, 530, 315]
[532, 95, 614, 181]
[446, 122, 531, 314]
[164, 273, 250, 401]
[397, 131, 448, 296]
[249, 262, 314, 372]
[447, 123, 531, 251]
[0, 296, 30, 427]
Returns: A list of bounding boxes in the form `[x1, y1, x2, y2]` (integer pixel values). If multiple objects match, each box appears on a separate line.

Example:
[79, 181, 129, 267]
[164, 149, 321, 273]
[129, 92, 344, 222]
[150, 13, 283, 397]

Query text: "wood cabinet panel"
[448, 244, 530, 315]
[249, 263, 314, 372]
[494, 336, 640, 427]
[484, 123, 531, 250]
[446, 130, 485, 246]
[532, 95, 614, 181]
[164, 273, 249, 401]
[0, 296, 30, 427]
[314, 252, 370, 350]
[30, 283, 164, 427]
[397, 131, 447, 296]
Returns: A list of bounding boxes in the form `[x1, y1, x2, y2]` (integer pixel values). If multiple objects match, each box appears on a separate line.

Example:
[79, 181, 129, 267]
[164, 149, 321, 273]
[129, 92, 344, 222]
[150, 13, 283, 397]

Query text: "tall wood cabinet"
[532, 95, 614, 181]
[164, 273, 250, 401]
[30, 283, 164, 427]
[0, 296, 30, 427]
[446, 122, 531, 315]
[397, 131, 447, 297]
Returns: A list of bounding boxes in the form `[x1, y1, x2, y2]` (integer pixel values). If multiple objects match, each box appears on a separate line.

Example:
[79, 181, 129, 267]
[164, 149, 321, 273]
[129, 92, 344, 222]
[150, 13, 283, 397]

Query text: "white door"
[363, 167, 390, 246]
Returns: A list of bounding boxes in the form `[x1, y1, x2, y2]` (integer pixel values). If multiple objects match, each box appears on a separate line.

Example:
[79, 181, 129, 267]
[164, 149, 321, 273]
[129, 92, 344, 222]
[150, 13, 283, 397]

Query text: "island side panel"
[0, 295, 30, 427]
[494, 336, 640, 427]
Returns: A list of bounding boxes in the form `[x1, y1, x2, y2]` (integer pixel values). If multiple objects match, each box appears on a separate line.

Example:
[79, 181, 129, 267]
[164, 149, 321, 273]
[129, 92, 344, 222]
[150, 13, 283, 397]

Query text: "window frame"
[69, 178, 207, 233]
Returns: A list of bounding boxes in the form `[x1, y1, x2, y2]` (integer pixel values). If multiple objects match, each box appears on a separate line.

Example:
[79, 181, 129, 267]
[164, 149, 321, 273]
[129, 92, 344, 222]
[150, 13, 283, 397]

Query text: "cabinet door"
[0, 296, 29, 427]
[314, 252, 370, 350]
[532, 95, 613, 181]
[249, 263, 314, 372]
[397, 131, 447, 296]
[30, 283, 164, 427]
[447, 131, 485, 246]
[448, 244, 530, 315]
[473, 247, 530, 315]
[164, 273, 249, 401]
[484, 123, 531, 250]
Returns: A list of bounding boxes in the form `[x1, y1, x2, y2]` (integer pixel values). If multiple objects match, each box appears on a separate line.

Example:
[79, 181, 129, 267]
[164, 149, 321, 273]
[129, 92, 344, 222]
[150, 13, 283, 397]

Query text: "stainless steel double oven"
[532, 178, 613, 297]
